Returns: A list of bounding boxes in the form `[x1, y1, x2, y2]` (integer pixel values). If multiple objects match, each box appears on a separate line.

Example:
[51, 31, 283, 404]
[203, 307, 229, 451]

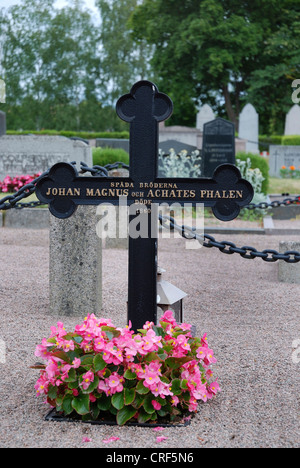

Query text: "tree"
[96, 0, 154, 105]
[130, 0, 300, 133]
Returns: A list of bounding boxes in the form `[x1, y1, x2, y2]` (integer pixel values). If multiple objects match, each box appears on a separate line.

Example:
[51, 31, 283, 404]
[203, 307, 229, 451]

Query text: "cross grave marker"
[36, 80, 254, 331]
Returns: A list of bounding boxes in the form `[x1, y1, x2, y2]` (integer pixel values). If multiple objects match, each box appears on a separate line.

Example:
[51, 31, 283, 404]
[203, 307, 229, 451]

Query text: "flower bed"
[35, 311, 220, 425]
[280, 166, 300, 179]
[0, 173, 41, 193]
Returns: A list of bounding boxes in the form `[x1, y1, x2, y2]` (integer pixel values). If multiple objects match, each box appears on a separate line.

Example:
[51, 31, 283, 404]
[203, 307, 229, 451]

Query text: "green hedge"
[6, 130, 130, 139]
[236, 151, 269, 194]
[281, 135, 300, 146]
[258, 135, 282, 152]
[92, 147, 129, 167]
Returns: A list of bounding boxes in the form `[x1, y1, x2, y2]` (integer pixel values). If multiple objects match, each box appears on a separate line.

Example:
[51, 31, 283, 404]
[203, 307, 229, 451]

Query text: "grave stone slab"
[96, 138, 129, 153]
[202, 117, 236, 177]
[0, 79, 5, 103]
[196, 104, 215, 132]
[50, 205, 102, 316]
[284, 105, 300, 136]
[239, 103, 259, 154]
[0, 111, 6, 137]
[269, 145, 300, 177]
[0, 135, 92, 181]
[5, 208, 49, 229]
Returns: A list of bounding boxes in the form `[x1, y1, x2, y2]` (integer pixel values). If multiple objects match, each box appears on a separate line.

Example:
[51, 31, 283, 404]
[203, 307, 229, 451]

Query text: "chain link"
[159, 214, 300, 264]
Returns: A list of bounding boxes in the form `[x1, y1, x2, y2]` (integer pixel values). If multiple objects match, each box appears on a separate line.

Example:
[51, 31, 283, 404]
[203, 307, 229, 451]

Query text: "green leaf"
[170, 378, 181, 396]
[136, 380, 149, 395]
[144, 352, 160, 363]
[80, 354, 94, 365]
[116, 406, 136, 426]
[97, 394, 111, 411]
[143, 394, 156, 414]
[132, 393, 145, 409]
[180, 379, 188, 390]
[124, 388, 135, 405]
[124, 369, 137, 380]
[64, 367, 77, 383]
[102, 326, 120, 339]
[48, 385, 58, 400]
[72, 393, 90, 415]
[93, 354, 106, 372]
[112, 390, 125, 410]
[165, 357, 191, 370]
[152, 325, 165, 337]
[137, 408, 152, 424]
[62, 394, 73, 415]
[73, 336, 83, 344]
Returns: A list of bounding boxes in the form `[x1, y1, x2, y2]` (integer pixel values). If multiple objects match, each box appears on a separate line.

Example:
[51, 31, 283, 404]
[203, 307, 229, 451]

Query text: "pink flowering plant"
[35, 311, 220, 425]
[0, 173, 41, 193]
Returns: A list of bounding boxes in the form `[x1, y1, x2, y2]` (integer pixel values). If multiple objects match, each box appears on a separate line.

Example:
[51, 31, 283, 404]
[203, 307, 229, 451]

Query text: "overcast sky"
[0, 0, 99, 17]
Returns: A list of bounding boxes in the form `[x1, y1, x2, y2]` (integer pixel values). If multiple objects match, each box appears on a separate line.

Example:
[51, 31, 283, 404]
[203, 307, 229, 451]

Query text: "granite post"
[49, 205, 102, 316]
[278, 241, 300, 284]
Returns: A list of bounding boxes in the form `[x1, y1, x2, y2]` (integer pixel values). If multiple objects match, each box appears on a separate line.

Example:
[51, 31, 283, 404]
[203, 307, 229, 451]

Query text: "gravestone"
[202, 117, 236, 177]
[239, 104, 259, 154]
[96, 138, 129, 153]
[0, 111, 6, 137]
[159, 139, 198, 155]
[0, 135, 92, 181]
[0, 79, 5, 103]
[269, 145, 300, 177]
[36, 80, 253, 331]
[284, 105, 300, 136]
[196, 104, 215, 132]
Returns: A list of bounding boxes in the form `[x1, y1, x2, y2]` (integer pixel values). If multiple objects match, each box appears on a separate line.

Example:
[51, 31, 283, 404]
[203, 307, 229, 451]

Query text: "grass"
[268, 177, 300, 195]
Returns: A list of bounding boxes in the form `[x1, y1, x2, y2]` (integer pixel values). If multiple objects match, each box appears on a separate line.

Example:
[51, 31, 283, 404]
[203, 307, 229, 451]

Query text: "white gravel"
[0, 228, 300, 448]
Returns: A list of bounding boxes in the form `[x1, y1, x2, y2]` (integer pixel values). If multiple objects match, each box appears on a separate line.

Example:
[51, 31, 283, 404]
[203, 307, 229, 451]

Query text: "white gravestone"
[0, 80, 5, 103]
[284, 104, 300, 136]
[239, 103, 259, 154]
[196, 104, 215, 132]
[0, 135, 92, 180]
[269, 145, 300, 177]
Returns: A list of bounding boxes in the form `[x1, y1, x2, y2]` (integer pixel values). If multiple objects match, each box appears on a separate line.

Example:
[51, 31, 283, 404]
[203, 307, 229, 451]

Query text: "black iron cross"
[36, 81, 254, 331]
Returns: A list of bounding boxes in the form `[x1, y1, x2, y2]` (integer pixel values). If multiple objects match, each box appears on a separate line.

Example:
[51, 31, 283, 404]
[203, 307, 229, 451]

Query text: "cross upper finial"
[116, 81, 173, 181]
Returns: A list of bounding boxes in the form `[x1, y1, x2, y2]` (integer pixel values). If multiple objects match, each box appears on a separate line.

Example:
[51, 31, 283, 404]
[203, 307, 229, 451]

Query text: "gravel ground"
[0, 227, 299, 448]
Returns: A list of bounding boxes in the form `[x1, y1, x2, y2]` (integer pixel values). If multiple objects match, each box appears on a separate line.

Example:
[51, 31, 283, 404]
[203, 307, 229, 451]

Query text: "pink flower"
[102, 436, 120, 444]
[156, 436, 168, 443]
[107, 373, 124, 394]
[160, 310, 177, 326]
[152, 427, 165, 432]
[80, 371, 94, 390]
[208, 381, 220, 395]
[152, 400, 162, 411]
[82, 437, 92, 443]
[72, 358, 81, 369]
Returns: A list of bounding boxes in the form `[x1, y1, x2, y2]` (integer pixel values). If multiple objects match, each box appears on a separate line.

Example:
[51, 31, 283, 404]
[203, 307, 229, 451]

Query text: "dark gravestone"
[36, 81, 253, 332]
[0, 111, 6, 136]
[159, 139, 198, 155]
[202, 117, 235, 177]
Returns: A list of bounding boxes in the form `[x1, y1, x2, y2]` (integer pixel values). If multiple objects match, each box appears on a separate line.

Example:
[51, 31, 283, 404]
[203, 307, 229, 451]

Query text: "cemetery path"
[0, 229, 299, 448]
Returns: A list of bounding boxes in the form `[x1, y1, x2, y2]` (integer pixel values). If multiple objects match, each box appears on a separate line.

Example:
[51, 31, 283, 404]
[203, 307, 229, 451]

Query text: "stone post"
[278, 241, 300, 284]
[49, 205, 102, 317]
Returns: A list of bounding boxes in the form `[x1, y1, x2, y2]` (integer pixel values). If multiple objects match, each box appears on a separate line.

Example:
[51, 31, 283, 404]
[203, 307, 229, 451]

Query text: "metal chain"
[159, 214, 300, 264]
[245, 195, 300, 210]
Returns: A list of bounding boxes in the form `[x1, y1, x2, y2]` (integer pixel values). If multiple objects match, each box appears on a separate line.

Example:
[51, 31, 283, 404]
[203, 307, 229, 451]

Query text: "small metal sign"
[36, 81, 254, 330]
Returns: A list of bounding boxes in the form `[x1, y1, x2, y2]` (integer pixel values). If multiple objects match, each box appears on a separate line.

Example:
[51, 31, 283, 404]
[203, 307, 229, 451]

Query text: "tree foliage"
[130, 0, 300, 133]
